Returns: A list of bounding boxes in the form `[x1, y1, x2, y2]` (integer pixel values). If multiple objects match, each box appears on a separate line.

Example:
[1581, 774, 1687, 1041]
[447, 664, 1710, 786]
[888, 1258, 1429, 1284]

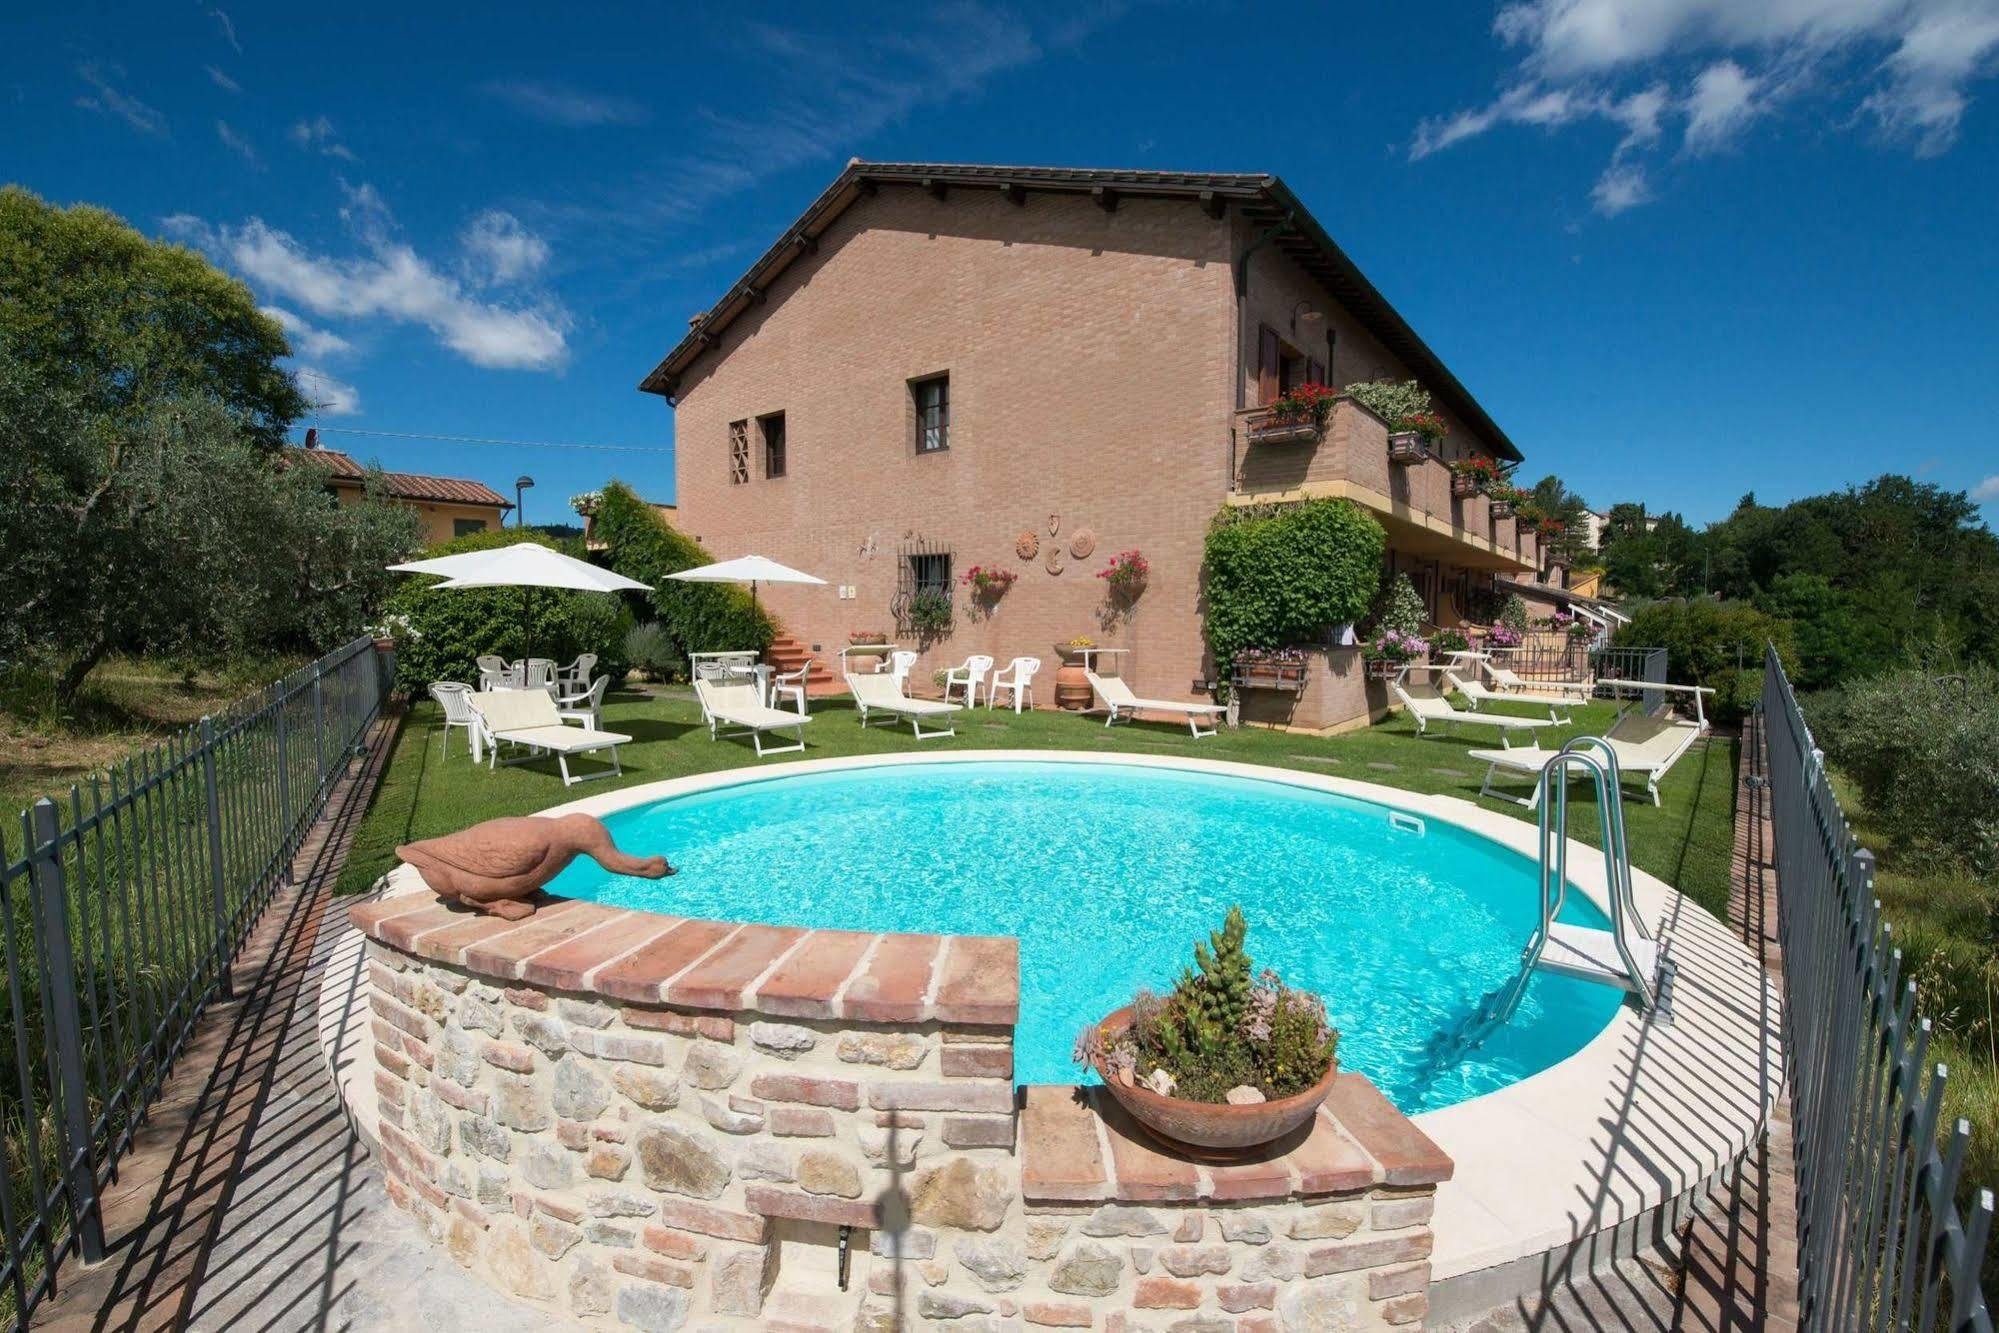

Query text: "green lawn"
[335, 686, 1740, 917]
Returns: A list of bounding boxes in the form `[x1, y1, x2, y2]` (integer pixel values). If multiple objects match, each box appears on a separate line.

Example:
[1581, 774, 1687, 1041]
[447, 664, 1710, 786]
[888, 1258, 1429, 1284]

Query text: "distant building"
[293, 432, 513, 546]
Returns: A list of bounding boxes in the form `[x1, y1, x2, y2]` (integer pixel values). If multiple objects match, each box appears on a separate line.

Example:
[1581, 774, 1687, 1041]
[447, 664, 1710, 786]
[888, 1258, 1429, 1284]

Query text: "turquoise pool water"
[549, 760, 1624, 1113]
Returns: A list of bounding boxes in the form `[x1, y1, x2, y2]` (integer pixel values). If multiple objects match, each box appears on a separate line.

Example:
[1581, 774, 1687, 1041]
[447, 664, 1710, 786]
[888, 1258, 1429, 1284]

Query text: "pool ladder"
[1417, 737, 1665, 1078]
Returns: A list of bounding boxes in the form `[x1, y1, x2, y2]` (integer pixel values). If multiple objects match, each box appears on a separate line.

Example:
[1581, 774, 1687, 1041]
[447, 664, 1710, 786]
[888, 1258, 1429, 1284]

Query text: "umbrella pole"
[522, 586, 532, 664]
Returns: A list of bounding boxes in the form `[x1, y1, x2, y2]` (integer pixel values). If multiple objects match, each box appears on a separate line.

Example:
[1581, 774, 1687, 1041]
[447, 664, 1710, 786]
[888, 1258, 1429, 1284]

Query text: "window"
[1257, 325, 1319, 403]
[910, 552, 952, 597]
[759, 412, 787, 478]
[913, 374, 950, 453]
[453, 517, 488, 537]
[728, 419, 749, 484]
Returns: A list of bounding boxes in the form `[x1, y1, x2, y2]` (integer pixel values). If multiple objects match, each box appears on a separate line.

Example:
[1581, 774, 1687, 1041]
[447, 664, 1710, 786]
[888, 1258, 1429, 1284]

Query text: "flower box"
[1387, 432, 1427, 465]
[1245, 409, 1323, 445]
[1364, 658, 1406, 681]
[1235, 662, 1308, 692]
[1451, 472, 1482, 498]
[1489, 499, 1515, 519]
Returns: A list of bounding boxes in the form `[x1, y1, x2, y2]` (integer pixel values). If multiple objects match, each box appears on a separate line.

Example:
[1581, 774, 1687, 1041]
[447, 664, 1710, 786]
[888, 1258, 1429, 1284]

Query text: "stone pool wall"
[350, 890, 1451, 1331]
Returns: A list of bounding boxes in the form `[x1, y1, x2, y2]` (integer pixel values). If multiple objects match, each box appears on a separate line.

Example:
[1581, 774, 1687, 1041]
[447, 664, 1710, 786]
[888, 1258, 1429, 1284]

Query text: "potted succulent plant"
[1076, 908, 1339, 1156]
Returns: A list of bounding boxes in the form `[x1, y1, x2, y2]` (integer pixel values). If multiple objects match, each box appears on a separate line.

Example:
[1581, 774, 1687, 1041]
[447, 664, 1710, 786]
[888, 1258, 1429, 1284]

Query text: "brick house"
[640, 163, 1542, 724]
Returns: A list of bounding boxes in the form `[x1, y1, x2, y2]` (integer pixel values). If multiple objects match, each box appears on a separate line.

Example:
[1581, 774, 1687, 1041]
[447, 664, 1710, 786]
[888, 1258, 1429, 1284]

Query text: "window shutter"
[1306, 357, 1325, 386]
[1258, 325, 1280, 405]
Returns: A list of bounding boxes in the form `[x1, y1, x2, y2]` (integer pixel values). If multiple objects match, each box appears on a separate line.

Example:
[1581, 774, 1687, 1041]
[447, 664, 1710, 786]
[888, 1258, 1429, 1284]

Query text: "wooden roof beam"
[1092, 185, 1119, 212]
[999, 181, 1026, 206]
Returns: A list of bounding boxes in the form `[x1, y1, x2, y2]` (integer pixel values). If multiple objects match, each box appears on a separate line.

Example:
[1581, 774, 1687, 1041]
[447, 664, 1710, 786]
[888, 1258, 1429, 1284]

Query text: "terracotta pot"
[1055, 662, 1091, 711]
[1092, 1007, 1337, 1156]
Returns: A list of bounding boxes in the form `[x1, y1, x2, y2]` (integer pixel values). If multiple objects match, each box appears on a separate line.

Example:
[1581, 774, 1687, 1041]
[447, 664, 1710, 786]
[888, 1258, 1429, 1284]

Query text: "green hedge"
[384, 529, 632, 694]
[1203, 499, 1385, 669]
[1613, 596, 1794, 726]
[592, 481, 774, 656]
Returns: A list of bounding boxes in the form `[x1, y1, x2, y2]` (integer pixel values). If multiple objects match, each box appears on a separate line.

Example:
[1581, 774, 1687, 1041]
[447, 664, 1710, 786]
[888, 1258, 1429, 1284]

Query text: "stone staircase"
[767, 632, 842, 696]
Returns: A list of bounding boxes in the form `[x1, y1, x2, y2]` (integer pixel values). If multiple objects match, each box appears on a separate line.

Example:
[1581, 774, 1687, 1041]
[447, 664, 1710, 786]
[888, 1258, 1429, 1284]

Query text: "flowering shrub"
[906, 590, 952, 636]
[1366, 627, 1430, 663]
[570, 490, 603, 517]
[1433, 628, 1470, 655]
[1074, 907, 1337, 1104]
[1270, 381, 1338, 424]
[1488, 623, 1523, 648]
[1537, 517, 1565, 537]
[1098, 549, 1149, 594]
[961, 564, 1018, 597]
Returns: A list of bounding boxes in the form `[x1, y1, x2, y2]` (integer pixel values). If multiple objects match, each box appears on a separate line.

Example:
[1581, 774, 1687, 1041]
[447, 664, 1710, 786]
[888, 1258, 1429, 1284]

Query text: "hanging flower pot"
[1097, 549, 1149, 598]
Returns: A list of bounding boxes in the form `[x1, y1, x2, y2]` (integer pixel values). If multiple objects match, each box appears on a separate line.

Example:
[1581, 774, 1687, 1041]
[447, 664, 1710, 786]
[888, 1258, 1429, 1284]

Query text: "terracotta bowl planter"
[1091, 1006, 1338, 1157]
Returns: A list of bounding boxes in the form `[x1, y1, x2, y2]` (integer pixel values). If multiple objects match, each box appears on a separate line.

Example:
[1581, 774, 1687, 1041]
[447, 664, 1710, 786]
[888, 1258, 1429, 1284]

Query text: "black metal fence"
[1483, 641, 1667, 712]
[1762, 644, 1994, 1331]
[0, 636, 393, 1327]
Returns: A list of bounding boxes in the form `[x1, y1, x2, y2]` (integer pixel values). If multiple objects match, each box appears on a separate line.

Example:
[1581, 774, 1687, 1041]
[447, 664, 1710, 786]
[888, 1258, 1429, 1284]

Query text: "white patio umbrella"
[389, 543, 651, 661]
[664, 554, 825, 613]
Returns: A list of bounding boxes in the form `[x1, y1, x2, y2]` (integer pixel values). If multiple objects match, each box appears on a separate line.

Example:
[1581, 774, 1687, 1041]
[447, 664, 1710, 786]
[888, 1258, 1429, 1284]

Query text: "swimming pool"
[547, 759, 1624, 1112]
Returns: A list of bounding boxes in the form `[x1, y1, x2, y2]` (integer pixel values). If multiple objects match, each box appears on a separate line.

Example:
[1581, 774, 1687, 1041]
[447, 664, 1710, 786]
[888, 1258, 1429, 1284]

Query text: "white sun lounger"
[1470, 713, 1703, 807]
[1484, 660, 1594, 701]
[846, 671, 960, 739]
[694, 677, 812, 757]
[1086, 670, 1227, 738]
[1442, 669, 1574, 723]
[468, 688, 632, 786]
[1392, 681, 1558, 748]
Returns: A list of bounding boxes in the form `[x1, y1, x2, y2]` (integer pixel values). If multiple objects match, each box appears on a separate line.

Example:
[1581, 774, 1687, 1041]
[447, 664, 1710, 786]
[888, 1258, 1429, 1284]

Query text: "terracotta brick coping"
[348, 888, 1018, 1025]
[1020, 1079, 1452, 1206]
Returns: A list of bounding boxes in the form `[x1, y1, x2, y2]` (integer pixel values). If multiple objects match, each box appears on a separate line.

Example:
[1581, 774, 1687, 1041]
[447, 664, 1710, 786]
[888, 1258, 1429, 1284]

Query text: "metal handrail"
[1524, 741, 1655, 1010]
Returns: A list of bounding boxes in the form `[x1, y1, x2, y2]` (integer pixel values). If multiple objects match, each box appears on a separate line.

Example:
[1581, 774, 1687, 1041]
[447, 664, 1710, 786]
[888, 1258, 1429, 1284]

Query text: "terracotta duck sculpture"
[396, 813, 674, 920]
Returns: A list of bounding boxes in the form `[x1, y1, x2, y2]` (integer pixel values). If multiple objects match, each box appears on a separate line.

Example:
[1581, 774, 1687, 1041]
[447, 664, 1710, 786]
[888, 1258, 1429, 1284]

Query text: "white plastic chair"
[771, 658, 815, 715]
[430, 682, 478, 759]
[557, 653, 598, 691]
[523, 658, 557, 695]
[987, 656, 1041, 713]
[942, 655, 993, 708]
[886, 650, 919, 687]
[475, 656, 515, 691]
[555, 674, 609, 730]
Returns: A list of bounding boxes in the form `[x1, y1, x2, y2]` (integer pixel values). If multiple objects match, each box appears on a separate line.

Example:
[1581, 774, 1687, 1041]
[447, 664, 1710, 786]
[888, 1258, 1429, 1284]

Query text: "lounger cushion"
[491, 723, 632, 752]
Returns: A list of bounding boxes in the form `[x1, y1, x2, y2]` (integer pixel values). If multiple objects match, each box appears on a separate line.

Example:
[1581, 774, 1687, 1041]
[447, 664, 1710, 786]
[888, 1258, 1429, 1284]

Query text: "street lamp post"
[515, 475, 535, 529]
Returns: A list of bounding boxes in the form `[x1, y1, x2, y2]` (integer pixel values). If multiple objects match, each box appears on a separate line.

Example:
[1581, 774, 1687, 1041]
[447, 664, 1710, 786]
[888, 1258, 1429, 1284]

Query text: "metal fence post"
[274, 685, 293, 858]
[28, 798, 107, 1265]
[198, 716, 232, 1000]
[311, 660, 326, 789]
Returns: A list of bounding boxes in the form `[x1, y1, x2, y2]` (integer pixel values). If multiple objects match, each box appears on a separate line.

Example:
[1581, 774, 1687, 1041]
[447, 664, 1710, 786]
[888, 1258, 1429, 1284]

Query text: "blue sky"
[7, 1, 1998, 527]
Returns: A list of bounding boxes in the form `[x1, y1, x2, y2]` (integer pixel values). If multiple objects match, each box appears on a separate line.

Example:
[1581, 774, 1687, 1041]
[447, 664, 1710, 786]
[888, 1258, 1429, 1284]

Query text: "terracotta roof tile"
[291, 448, 515, 509]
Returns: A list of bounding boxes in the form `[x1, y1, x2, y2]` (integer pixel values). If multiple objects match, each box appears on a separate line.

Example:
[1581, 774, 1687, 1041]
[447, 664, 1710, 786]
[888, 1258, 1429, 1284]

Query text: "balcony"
[1230, 396, 1537, 572]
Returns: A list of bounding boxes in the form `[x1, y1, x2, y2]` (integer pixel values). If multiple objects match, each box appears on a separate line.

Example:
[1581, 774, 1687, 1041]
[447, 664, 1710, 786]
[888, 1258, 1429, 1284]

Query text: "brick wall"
[349, 889, 1450, 1330]
[669, 188, 1237, 700]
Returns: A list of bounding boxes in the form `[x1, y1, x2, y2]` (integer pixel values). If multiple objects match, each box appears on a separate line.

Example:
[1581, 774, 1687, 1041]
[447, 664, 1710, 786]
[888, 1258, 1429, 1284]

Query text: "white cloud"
[167, 196, 570, 372]
[461, 210, 550, 284]
[205, 64, 241, 94]
[295, 367, 361, 416]
[74, 62, 166, 135]
[261, 305, 353, 360]
[1591, 162, 1653, 214]
[289, 115, 357, 161]
[1417, 0, 1999, 213]
[482, 80, 649, 127]
[207, 8, 242, 54]
[1685, 60, 1763, 151]
[215, 119, 259, 166]
[1973, 475, 1999, 503]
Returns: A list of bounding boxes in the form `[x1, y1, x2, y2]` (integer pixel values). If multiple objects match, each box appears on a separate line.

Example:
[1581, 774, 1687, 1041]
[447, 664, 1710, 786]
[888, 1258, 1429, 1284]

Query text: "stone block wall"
[350, 889, 1450, 1331]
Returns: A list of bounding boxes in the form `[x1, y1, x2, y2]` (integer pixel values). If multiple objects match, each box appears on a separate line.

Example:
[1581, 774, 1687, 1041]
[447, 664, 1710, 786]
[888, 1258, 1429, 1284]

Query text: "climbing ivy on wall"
[1202, 499, 1386, 672]
[593, 481, 774, 657]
